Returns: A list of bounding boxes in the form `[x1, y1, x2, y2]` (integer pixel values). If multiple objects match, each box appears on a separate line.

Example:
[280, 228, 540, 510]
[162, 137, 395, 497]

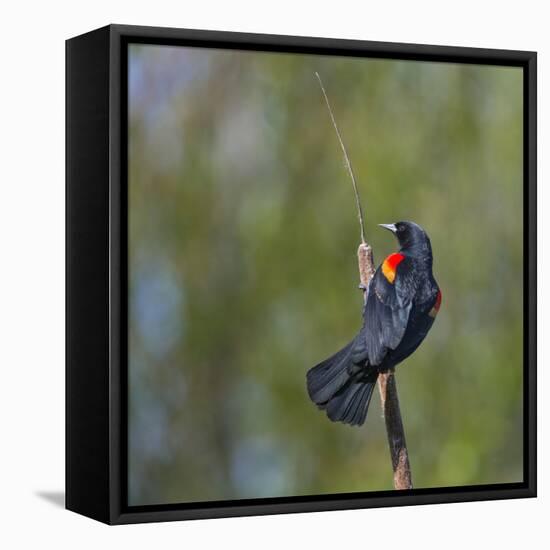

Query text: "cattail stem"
[316, 70, 412, 490]
[358, 242, 413, 490]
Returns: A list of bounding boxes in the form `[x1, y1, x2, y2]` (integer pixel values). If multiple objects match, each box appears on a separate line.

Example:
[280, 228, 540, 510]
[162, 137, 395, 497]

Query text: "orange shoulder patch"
[381, 253, 405, 284]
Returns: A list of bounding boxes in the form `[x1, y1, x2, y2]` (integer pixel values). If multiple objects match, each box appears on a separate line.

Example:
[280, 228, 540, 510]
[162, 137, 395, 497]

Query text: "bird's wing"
[363, 255, 416, 366]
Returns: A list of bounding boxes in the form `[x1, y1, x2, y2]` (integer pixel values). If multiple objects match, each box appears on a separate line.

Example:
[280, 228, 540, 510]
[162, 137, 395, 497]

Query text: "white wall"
[0, 1, 546, 547]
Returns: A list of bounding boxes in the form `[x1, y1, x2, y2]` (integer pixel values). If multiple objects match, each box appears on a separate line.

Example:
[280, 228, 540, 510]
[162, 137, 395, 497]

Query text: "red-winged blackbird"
[306, 221, 441, 426]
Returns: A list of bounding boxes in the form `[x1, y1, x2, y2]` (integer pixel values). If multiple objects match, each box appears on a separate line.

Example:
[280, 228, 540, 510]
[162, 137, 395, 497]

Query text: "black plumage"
[307, 221, 441, 426]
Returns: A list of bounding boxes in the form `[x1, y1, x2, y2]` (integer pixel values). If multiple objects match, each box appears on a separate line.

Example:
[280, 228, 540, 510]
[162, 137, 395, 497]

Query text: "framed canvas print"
[66, 24, 537, 524]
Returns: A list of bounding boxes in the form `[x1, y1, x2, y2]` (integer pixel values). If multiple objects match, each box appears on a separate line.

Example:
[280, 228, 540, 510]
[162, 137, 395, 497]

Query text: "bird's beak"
[378, 223, 397, 234]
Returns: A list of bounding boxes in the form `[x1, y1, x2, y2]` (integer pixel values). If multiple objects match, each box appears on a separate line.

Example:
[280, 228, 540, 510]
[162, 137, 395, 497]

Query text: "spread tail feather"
[307, 339, 356, 405]
[307, 333, 377, 426]
[322, 375, 378, 426]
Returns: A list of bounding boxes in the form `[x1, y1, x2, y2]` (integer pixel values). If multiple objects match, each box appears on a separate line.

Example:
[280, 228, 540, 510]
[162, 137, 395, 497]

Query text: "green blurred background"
[127, 44, 523, 506]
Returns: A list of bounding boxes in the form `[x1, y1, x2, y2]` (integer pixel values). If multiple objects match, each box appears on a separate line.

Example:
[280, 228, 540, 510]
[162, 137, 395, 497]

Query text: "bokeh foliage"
[128, 44, 523, 505]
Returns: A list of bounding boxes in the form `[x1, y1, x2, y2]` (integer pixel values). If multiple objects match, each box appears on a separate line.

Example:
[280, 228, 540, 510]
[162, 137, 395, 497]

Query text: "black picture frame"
[66, 24, 537, 525]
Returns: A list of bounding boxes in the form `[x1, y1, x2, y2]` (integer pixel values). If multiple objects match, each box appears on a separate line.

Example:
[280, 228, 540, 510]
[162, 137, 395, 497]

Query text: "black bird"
[306, 221, 441, 426]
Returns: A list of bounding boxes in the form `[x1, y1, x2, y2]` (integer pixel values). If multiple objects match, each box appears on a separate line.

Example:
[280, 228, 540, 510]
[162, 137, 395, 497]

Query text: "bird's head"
[379, 221, 432, 258]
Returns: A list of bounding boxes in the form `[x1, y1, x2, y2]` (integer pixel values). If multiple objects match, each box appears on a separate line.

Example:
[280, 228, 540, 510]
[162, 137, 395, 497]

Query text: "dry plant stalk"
[316, 72, 413, 490]
[315, 72, 366, 245]
[357, 243, 413, 490]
